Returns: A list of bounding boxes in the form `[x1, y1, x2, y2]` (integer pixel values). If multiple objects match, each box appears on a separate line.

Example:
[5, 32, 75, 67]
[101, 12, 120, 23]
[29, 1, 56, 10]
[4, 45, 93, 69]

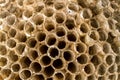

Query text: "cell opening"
[55, 12, 65, 23]
[76, 42, 86, 53]
[90, 18, 99, 28]
[103, 42, 110, 53]
[53, 59, 63, 69]
[49, 47, 59, 58]
[39, 44, 48, 54]
[24, 22, 34, 34]
[65, 72, 73, 80]
[80, 23, 89, 33]
[57, 40, 66, 49]
[54, 1, 65, 10]
[44, 19, 55, 31]
[77, 54, 88, 64]
[1, 69, 11, 78]
[37, 32, 46, 42]
[16, 43, 26, 54]
[44, 7, 54, 17]
[20, 70, 31, 79]
[7, 38, 16, 48]
[17, 0, 24, 6]
[90, 31, 99, 40]
[75, 74, 83, 80]
[15, 75, 22, 80]
[27, 38, 37, 48]
[32, 14, 44, 25]
[31, 62, 41, 73]
[20, 56, 31, 68]
[115, 55, 120, 64]
[105, 55, 114, 65]
[0, 57, 7, 67]
[16, 20, 25, 31]
[108, 64, 116, 73]
[32, 74, 45, 80]
[47, 36, 56, 46]
[87, 75, 95, 80]
[89, 44, 98, 55]
[98, 76, 106, 80]
[91, 55, 101, 67]
[103, 8, 112, 18]
[65, 18, 75, 29]
[108, 74, 116, 80]
[63, 51, 73, 61]
[68, 62, 77, 73]
[84, 64, 94, 74]
[44, 66, 55, 77]
[6, 15, 16, 25]
[23, 9, 33, 18]
[29, 50, 38, 60]
[0, 31, 6, 42]
[40, 55, 51, 66]
[83, 9, 92, 19]
[67, 32, 77, 42]
[12, 63, 20, 72]
[16, 32, 27, 42]
[0, 44, 7, 55]
[68, 3, 78, 11]
[8, 28, 16, 37]
[98, 29, 107, 41]
[98, 64, 106, 75]
[8, 50, 18, 62]
[55, 72, 64, 80]
[111, 43, 119, 54]
[56, 27, 66, 37]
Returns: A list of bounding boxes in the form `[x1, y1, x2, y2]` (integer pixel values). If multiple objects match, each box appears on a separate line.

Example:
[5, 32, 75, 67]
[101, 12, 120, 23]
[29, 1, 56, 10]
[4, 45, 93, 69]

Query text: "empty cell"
[17, 0, 24, 6]
[103, 8, 112, 18]
[80, 23, 89, 33]
[23, 9, 33, 18]
[8, 50, 18, 62]
[29, 49, 38, 60]
[68, 62, 77, 73]
[97, 64, 106, 75]
[89, 31, 99, 40]
[76, 42, 86, 53]
[84, 63, 95, 74]
[36, 32, 46, 42]
[34, 2, 44, 12]
[75, 74, 83, 80]
[56, 27, 66, 37]
[16, 20, 25, 31]
[108, 74, 116, 80]
[105, 54, 114, 65]
[14, 75, 22, 80]
[110, 2, 118, 9]
[20, 56, 31, 68]
[44, 7, 54, 17]
[89, 44, 98, 55]
[6, 15, 16, 25]
[7, 38, 16, 48]
[52, 59, 63, 69]
[63, 50, 73, 61]
[32, 14, 44, 25]
[39, 44, 48, 54]
[55, 72, 64, 80]
[98, 29, 108, 41]
[77, 0, 87, 8]
[24, 22, 34, 34]
[32, 74, 45, 80]
[49, 47, 59, 58]
[0, 11, 10, 18]
[47, 77, 53, 80]
[108, 64, 117, 73]
[20, 70, 31, 79]
[24, 0, 34, 5]
[82, 9, 92, 19]
[47, 36, 56, 46]
[15, 43, 26, 54]
[15, 32, 27, 42]
[0, 57, 7, 67]
[31, 62, 41, 73]
[107, 19, 115, 30]
[90, 18, 99, 28]
[91, 55, 101, 67]
[102, 42, 111, 53]
[98, 76, 106, 80]
[68, 3, 78, 11]
[44, 0, 54, 5]
[55, 12, 65, 23]
[77, 54, 88, 64]
[111, 43, 120, 54]
[54, 1, 65, 10]
[1, 69, 11, 79]
[0, 44, 7, 55]
[8, 28, 16, 37]
[87, 74, 96, 80]
[27, 38, 37, 48]
[65, 18, 75, 30]
[67, 32, 77, 42]
[44, 19, 55, 31]
[115, 55, 120, 64]
[44, 66, 55, 77]
[40, 55, 51, 66]
[65, 72, 74, 80]
[101, 0, 109, 7]
[11, 63, 20, 72]
[57, 40, 66, 49]
[0, 31, 6, 42]
[107, 32, 115, 43]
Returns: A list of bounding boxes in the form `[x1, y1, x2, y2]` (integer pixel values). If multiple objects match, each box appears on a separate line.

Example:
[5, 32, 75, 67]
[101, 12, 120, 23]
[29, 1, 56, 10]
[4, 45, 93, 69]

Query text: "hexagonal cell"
[108, 74, 117, 80]
[28, 49, 38, 60]
[11, 63, 21, 72]
[20, 56, 31, 68]
[65, 17, 75, 30]
[98, 29, 108, 41]
[75, 42, 86, 53]
[84, 63, 95, 75]
[44, 7, 54, 17]
[63, 50, 74, 62]
[80, 23, 89, 33]
[88, 44, 98, 55]
[20, 69, 31, 79]
[44, 19, 55, 31]
[24, 21, 34, 34]
[30, 62, 41, 73]
[0, 31, 7, 42]
[46, 35, 57, 46]
[32, 74, 45, 80]
[90, 18, 99, 28]
[98, 76, 106, 80]
[36, 32, 46, 42]
[68, 62, 77, 73]
[32, 14, 44, 25]
[6, 15, 16, 25]
[0, 44, 7, 55]
[40, 55, 51, 66]
[7, 38, 16, 48]
[67, 31, 77, 42]
[105, 54, 114, 66]
[54, 1, 65, 10]
[16, 20, 25, 31]
[57, 40, 66, 49]
[108, 64, 117, 73]
[56, 27, 66, 37]
[68, 2, 79, 12]
[23, 8, 33, 18]
[8, 28, 17, 37]
[82, 9, 92, 19]
[77, 54, 88, 64]
[49, 47, 59, 58]
[8, 50, 18, 62]
[86, 74, 96, 80]
[75, 73, 84, 80]
[97, 63, 106, 75]
[15, 32, 27, 42]
[27, 37, 37, 48]
[52, 58, 64, 69]
[55, 12, 66, 24]
[1, 68, 11, 79]
[54, 72, 64, 80]
[91, 55, 101, 67]
[43, 66, 55, 77]
[102, 42, 111, 53]
[39, 44, 48, 54]
[65, 72, 74, 80]
[15, 43, 26, 55]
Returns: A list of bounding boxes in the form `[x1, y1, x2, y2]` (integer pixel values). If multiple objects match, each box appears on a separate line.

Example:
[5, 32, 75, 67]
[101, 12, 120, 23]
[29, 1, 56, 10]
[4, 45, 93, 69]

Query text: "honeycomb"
[0, 0, 120, 80]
